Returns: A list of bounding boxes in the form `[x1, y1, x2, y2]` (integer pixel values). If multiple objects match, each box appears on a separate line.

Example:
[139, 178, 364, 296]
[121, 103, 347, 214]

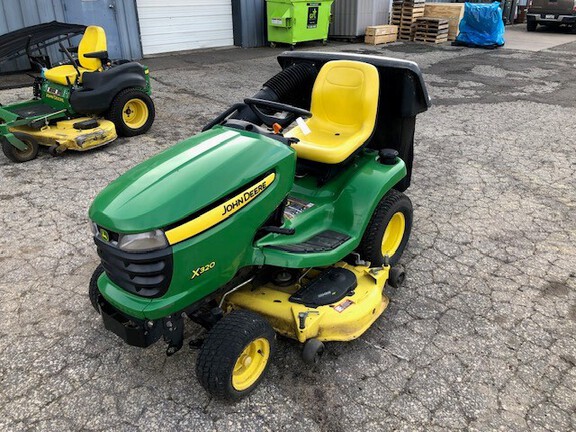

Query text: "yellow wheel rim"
[122, 98, 149, 129]
[381, 212, 406, 257]
[232, 337, 270, 391]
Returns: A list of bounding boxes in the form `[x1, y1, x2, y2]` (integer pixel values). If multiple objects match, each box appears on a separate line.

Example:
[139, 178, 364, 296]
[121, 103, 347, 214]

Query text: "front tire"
[527, 21, 537, 32]
[107, 88, 155, 137]
[196, 310, 275, 400]
[357, 189, 413, 266]
[2, 133, 39, 163]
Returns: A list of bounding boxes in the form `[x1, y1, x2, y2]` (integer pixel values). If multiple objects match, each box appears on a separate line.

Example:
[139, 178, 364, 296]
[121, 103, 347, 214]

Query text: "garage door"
[136, 0, 233, 56]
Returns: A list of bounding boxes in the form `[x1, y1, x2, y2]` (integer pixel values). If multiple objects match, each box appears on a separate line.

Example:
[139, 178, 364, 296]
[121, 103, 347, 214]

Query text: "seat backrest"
[310, 60, 379, 133]
[78, 26, 107, 71]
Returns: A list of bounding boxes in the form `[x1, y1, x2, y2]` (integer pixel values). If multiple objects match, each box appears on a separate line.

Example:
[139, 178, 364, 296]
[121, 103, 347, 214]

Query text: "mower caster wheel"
[322, 39, 328, 46]
[196, 310, 275, 400]
[270, 42, 276, 48]
[290, 44, 295, 51]
[48, 145, 64, 157]
[89, 265, 105, 314]
[388, 266, 406, 288]
[1, 132, 39, 163]
[302, 338, 324, 364]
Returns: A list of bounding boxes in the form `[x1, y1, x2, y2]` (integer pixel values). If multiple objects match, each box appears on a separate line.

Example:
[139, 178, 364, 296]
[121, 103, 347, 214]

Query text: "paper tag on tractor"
[296, 117, 311, 135]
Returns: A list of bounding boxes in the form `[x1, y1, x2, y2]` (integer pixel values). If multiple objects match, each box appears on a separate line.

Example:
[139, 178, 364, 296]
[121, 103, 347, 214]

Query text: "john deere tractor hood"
[89, 126, 294, 233]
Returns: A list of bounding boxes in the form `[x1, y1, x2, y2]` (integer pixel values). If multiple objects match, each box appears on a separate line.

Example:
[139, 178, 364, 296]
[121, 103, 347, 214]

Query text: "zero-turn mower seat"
[44, 26, 107, 86]
[285, 60, 380, 165]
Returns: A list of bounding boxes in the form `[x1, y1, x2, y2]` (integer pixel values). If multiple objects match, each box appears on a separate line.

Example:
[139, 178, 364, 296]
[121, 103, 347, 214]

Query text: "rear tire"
[357, 189, 413, 266]
[527, 21, 537, 32]
[1, 133, 39, 163]
[196, 310, 275, 400]
[107, 88, 155, 137]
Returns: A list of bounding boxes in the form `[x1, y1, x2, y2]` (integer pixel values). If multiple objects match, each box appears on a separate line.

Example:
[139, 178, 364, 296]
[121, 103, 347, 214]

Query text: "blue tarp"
[454, 2, 505, 48]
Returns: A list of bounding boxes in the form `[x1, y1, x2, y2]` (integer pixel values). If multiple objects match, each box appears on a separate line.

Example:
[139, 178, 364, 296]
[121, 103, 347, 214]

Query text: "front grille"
[94, 236, 173, 298]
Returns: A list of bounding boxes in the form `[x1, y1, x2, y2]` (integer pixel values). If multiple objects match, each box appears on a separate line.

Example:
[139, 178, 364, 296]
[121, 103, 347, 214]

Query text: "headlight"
[117, 230, 168, 252]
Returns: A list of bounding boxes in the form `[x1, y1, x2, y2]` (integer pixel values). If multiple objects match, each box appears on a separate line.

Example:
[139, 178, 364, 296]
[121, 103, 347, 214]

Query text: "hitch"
[162, 315, 184, 356]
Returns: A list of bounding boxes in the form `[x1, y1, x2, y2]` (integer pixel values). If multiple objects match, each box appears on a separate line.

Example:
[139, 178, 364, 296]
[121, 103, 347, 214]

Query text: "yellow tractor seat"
[44, 65, 90, 86]
[285, 60, 380, 165]
[44, 26, 107, 86]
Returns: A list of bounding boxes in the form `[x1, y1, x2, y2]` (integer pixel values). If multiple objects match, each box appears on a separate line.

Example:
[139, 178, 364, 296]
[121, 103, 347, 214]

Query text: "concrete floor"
[1, 28, 576, 432]
[503, 23, 576, 51]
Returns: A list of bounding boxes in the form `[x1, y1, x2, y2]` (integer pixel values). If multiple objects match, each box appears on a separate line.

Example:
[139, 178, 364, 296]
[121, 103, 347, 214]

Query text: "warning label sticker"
[333, 299, 354, 313]
[284, 196, 314, 220]
[307, 5, 319, 29]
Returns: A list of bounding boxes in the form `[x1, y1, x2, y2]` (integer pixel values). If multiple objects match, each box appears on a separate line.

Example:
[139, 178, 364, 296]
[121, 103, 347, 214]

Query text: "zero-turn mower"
[87, 52, 430, 399]
[0, 25, 154, 163]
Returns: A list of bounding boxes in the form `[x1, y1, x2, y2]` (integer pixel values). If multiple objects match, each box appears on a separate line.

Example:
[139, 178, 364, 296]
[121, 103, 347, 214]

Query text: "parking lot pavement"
[1, 33, 575, 431]
[503, 24, 576, 51]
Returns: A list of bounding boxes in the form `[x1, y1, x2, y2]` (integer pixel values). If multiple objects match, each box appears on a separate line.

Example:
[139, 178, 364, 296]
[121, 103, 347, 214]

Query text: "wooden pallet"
[414, 36, 448, 44]
[365, 25, 398, 37]
[412, 17, 450, 44]
[415, 17, 449, 27]
[365, 33, 398, 45]
[423, 3, 465, 41]
[402, 0, 425, 6]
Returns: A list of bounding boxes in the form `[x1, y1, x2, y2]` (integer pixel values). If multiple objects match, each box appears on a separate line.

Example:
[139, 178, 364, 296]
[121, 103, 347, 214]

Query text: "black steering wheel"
[244, 98, 312, 129]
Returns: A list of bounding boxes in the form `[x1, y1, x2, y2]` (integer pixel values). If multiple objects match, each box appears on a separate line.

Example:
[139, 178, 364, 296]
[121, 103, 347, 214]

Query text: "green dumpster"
[266, 0, 334, 48]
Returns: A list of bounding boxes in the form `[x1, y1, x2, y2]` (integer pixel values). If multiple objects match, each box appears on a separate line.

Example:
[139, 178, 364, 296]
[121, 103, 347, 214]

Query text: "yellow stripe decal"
[165, 173, 276, 245]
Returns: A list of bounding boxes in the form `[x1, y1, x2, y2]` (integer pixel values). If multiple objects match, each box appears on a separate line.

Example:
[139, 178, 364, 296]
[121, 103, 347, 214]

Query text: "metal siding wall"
[114, 0, 143, 60]
[1, 0, 141, 73]
[137, 0, 234, 55]
[0, 0, 67, 72]
[330, 0, 391, 37]
[232, 0, 266, 48]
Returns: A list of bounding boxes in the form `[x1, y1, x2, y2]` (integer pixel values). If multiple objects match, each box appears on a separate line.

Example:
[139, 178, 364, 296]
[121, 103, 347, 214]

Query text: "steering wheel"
[244, 98, 312, 129]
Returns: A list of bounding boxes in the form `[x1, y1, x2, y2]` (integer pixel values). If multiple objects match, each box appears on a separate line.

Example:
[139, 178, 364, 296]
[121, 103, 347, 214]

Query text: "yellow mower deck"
[10, 117, 117, 152]
[225, 263, 390, 343]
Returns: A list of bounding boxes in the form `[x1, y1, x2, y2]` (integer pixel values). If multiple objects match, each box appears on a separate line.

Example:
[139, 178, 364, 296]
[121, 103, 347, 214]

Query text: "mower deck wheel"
[107, 88, 155, 137]
[1, 133, 39, 163]
[388, 266, 406, 288]
[302, 338, 325, 364]
[89, 265, 105, 314]
[196, 310, 275, 400]
[48, 145, 65, 157]
[357, 189, 413, 266]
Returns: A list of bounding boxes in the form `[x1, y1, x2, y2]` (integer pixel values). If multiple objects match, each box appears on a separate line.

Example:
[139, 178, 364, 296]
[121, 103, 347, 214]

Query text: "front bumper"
[100, 299, 162, 348]
[98, 293, 184, 353]
[527, 13, 576, 24]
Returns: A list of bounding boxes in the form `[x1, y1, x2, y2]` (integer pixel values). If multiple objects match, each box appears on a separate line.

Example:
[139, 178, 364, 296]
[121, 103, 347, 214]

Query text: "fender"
[259, 150, 406, 268]
[70, 62, 148, 114]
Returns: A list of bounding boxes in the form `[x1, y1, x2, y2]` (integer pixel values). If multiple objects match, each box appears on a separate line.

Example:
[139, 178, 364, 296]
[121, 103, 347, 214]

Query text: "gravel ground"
[1, 32, 575, 431]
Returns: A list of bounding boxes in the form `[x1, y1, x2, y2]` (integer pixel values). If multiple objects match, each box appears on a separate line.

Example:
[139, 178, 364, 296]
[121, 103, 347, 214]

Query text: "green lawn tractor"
[0, 26, 154, 163]
[88, 52, 430, 399]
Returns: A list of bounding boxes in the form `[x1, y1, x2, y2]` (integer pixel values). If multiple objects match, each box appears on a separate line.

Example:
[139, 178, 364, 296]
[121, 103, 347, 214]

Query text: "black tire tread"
[107, 88, 155, 137]
[196, 310, 275, 400]
[1, 133, 39, 163]
[357, 189, 413, 266]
